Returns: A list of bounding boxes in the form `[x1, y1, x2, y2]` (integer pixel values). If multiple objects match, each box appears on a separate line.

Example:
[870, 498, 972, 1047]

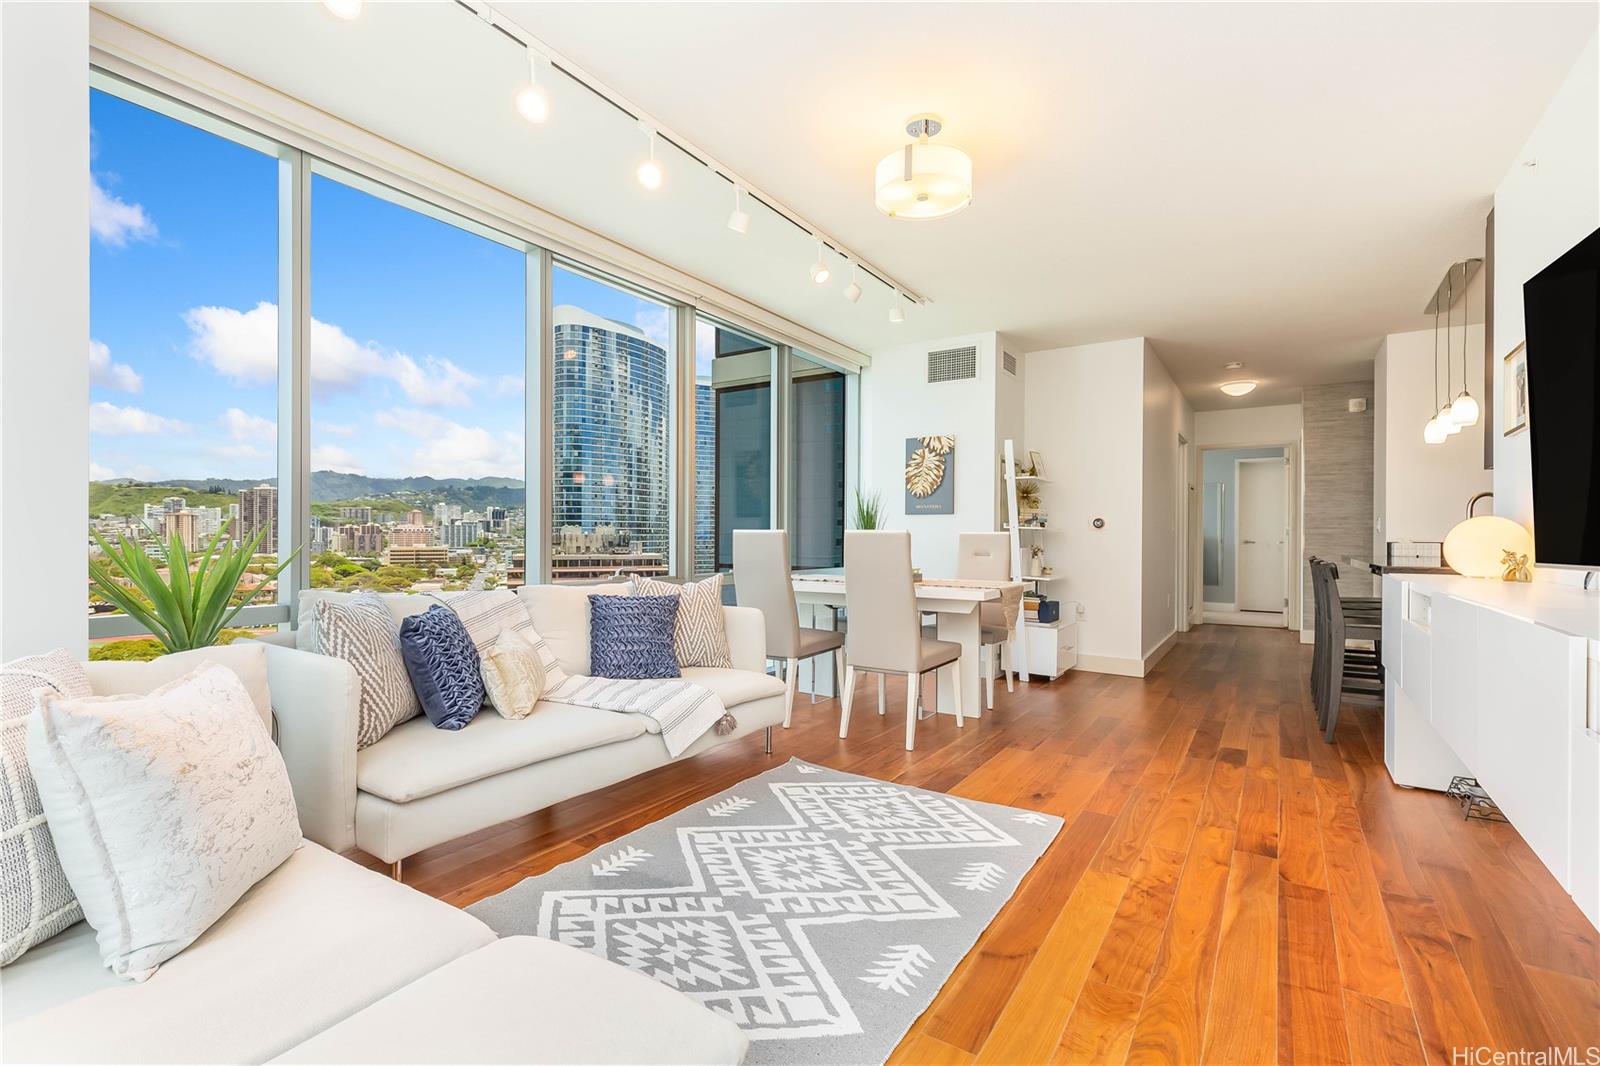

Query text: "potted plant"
[88, 520, 299, 655]
[853, 488, 883, 530]
[1028, 543, 1045, 577]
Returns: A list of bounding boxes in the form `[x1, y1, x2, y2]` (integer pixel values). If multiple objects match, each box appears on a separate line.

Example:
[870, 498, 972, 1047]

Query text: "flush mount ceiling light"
[842, 263, 862, 303]
[875, 115, 973, 221]
[726, 185, 750, 235]
[514, 50, 549, 124]
[1219, 380, 1257, 397]
[809, 240, 831, 285]
[321, 0, 362, 18]
[636, 126, 663, 190]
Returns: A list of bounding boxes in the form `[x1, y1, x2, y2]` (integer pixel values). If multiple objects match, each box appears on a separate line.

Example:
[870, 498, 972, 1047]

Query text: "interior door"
[1236, 458, 1287, 612]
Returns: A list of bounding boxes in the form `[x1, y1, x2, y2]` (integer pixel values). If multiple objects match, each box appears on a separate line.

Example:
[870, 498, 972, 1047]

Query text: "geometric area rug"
[468, 758, 1062, 1065]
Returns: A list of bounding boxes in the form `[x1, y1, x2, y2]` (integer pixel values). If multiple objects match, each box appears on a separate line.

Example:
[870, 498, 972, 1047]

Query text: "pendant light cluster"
[317, 0, 927, 326]
[1422, 260, 1482, 446]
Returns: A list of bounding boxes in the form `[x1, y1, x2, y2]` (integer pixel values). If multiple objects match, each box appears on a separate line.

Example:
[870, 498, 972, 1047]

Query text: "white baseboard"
[1203, 608, 1287, 629]
[1143, 631, 1179, 674]
[1076, 653, 1146, 677]
[1203, 601, 1237, 612]
[1299, 628, 1315, 644]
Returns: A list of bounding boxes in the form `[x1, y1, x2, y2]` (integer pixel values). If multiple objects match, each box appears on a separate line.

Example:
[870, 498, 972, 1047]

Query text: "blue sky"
[90, 87, 670, 486]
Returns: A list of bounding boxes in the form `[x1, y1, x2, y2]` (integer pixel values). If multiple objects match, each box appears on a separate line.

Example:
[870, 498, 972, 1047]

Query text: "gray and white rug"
[468, 758, 1062, 1065]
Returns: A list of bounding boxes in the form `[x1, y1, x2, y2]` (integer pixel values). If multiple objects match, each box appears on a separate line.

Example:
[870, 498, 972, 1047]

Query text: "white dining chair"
[733, 529, 845, 727]
[838, 531, 962, 751]
[956, 531, 1016, 708]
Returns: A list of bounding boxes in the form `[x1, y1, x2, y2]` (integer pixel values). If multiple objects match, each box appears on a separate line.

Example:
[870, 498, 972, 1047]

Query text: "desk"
[790, 576, 1005, 719]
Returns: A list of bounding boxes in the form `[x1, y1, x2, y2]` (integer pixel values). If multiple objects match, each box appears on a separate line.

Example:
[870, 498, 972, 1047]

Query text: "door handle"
[1242, 539, 1257, 544]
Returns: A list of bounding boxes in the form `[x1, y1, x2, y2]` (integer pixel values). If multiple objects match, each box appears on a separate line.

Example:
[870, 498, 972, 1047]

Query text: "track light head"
[809, 240, 830, 285]
[842, 263, 862, 303]
[888, 297, 905, 324]
[515, 51, 549, 124]
[636, 128, 663, 190]
[726, 186, 750, 234]
[322, 0, 362, 19]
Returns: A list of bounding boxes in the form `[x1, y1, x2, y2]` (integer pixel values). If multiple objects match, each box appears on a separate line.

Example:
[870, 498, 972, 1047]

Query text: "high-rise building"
[384, 545, 448, 570]
[338, 505, 373, 524]
[694, 378, 715, 574]
[551, 305, 670, 563]
[337, 522, 382, 556]
[443, 519, 486, 549]
[238, 484, 277, 554]
[163, 510, 199, 552]
[403, 509, 428, 526]
[390, 523, 435, 548]
[487, 506, 507, 532]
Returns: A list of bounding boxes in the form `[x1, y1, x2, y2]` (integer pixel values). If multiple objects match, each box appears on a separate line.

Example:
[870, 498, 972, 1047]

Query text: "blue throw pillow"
[398, 604, 485, 731]
[589, 595, 681, 680]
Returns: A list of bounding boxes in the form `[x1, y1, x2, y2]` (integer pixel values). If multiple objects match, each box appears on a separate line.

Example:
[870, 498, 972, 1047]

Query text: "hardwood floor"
[359, 625, 1600, 1064]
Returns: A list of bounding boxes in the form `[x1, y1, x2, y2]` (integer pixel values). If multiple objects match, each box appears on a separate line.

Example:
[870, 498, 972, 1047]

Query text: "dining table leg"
[934, 607, 983, 720]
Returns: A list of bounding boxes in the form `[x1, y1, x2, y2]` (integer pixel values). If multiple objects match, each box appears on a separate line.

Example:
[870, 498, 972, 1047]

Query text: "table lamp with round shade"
[1442, 516, 1533, 578]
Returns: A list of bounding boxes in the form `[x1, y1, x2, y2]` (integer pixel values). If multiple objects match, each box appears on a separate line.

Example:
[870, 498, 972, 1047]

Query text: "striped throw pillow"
[630, 574, 732, 669]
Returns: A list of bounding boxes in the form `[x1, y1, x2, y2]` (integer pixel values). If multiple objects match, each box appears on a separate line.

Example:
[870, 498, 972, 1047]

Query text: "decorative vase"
[1029, 558, 1043, 577]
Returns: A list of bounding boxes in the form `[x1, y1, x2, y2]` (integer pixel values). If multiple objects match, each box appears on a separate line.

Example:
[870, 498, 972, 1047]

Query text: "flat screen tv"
[1523, 226, 1600, 570]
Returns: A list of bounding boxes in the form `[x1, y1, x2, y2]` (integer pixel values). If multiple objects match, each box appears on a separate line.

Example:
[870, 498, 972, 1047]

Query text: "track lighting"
[726, 186, 750, 235]
[637, 128, 663, 190]
[321, 0, 362, 19]
[842, 263, 862, 303]
[809, 240, 830, 285]
[888, 291, 905, 323]
[515, 50, 549, 124]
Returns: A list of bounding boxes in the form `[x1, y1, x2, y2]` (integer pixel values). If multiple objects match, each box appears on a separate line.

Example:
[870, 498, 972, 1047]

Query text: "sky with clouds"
[90, 88, 672, 487]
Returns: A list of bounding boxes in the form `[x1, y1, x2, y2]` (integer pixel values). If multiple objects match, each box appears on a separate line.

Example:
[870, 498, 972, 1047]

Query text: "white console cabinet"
[1381, 574, 1600, 929]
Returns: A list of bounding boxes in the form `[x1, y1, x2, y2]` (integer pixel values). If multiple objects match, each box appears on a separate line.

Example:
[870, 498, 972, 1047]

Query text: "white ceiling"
[99, 2, 1595, 409]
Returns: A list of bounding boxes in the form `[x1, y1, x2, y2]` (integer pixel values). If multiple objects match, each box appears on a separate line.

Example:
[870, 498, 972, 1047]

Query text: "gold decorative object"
[1500, 550, 1532, 582]
[905, 435, 955, 498]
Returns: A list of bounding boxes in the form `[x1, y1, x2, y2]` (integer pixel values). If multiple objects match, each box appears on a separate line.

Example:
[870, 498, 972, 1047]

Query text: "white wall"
[860, 332, 1000, 576]
[1024, 338, 1148, 672]
[1373, 314, 1492, 557]
[1140, 343, 1194, 660]
[0, 3, 90, 660]
[1491, 31, 1598, 584]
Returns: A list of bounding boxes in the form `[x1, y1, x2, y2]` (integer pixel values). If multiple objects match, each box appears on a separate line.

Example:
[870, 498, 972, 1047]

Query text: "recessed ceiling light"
[1219, 380, 1257, 397]
[321, 0, 362, 19]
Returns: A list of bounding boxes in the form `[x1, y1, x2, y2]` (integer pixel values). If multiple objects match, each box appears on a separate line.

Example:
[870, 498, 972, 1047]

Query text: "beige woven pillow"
[630, 574, 732, 669]
[479, 627, 548, 720]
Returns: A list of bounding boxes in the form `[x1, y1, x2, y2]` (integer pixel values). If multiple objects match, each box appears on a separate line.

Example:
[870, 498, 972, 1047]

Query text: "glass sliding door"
[788, 352, 847, 570]
[695, 315, 775, 573]
[550, 265, 675, 582]
[308, 171, 527, 594]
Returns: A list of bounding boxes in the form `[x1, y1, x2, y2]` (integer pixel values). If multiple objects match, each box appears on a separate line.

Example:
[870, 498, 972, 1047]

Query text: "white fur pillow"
[479, 627, 549, 720]
[26, 663, 301, 981]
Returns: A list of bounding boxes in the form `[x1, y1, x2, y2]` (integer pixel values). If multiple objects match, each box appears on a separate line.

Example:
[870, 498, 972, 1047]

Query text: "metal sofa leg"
[764, 726, 773, 754]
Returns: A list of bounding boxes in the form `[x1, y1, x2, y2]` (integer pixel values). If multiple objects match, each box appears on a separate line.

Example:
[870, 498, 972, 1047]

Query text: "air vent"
[1002, 350, 1018, 376]
[927, 346, 978, 384]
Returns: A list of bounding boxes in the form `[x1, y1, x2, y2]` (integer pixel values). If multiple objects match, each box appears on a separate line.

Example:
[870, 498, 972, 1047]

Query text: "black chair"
[1310, 559, 1383, 742]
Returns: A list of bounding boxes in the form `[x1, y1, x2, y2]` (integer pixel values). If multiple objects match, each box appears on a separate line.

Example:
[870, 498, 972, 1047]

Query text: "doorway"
[1200, 444, 1293, 627]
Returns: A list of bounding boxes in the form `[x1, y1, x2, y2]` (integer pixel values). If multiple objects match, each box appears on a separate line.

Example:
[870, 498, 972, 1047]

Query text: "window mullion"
[277, 147, 311, 623]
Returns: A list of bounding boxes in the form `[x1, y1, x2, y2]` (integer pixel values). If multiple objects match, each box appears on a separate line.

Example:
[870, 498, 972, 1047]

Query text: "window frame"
[86, 66, 857, 643]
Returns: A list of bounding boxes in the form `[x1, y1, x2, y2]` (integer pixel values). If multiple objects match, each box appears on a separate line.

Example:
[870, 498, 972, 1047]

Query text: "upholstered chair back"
[842, 531, 920, 674]
[732, 530, 800, 658]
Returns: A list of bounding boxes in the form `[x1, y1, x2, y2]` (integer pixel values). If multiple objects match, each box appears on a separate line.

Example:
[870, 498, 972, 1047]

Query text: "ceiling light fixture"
[1448, 266, 1480, 427]
[726, 185, 750, 235]
[875, 115, 973, 220]
[321, 0, 362, 19]
[1219, 381, 1257, 397]
[1424, 298, 1447, 444]
[636, 126, 663, 190]
[514, 49, 549, 124]
[809, 240, 830, 285]
[1224, 361, 1244, 370]
[888, 291, 905, 324]
[842, 262, 862, 304]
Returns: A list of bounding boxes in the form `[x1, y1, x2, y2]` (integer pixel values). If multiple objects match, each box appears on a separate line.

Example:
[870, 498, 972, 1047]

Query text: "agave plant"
[853, 488, 884, 530]
[88, 521, 299, 653]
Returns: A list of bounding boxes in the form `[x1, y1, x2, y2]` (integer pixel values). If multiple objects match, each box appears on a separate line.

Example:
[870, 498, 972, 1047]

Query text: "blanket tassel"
[713, 711, 738, 736]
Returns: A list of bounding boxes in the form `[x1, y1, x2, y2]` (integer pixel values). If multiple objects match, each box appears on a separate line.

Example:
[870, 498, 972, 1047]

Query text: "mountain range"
[90, 472, 527, 513]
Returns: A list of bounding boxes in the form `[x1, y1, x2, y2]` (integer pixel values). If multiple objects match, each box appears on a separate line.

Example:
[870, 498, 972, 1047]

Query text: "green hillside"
[89, 481, 238, 516]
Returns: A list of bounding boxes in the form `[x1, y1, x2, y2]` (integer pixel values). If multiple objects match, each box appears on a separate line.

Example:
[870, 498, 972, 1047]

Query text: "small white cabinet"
[1010, 620, 1077, 681]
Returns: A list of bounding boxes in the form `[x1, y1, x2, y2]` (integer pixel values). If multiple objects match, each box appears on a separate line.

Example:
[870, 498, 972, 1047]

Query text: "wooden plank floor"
[358, 625, 1600, 1064]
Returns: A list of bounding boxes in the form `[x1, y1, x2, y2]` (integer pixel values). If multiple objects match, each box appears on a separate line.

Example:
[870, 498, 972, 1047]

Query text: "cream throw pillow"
[479, 627, 548, 720]
[629, 574, 732, 669]
[26, 663, 302, 981]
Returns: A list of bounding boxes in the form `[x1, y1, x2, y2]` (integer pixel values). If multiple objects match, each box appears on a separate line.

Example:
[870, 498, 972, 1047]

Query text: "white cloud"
[210, 443, 272, 462]
[184, 301, 480, 405]
[89, 462, 119, 481]
[634, 306, 671, 349]
[219, 407, 275, 443]
[90, 175, 157, 247]
[495, 374, 525, 397]
[89, 401, 188, 436]
[319, 422, 356, 438]
[88, 339, 142, 393]
[311, 444, 365, 474]
[373, 409, 522, 479]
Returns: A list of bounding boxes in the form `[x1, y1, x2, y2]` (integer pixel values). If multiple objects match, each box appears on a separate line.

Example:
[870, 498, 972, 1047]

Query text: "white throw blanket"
[548, 675, 734, 758]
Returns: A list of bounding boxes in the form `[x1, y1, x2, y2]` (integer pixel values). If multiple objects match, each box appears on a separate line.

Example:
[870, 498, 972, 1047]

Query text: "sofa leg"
[389, 858, 403, 882]
[764, 726, 773, 754]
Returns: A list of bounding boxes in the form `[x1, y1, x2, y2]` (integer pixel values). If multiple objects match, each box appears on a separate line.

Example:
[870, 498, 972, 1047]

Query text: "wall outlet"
[1348, 397, 1368, 413]
[1075, 603, 1086, 619]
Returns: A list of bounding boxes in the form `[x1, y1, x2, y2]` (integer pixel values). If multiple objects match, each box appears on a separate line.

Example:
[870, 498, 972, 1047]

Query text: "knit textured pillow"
[1, 649, 90, 965]
[314, 593, 421, 748]
[588, 595, 681, 680]
[629, 574, 732, 669]
[399, 605, 485, 731]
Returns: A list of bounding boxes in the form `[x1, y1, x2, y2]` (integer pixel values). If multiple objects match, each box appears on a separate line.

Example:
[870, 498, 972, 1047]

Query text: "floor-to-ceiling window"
[308, 172, 527, 594]
[788, 352, 847, 570]
[550, 265, 674, 582]
[696, 315, 774, 573]
[86, 86, 283, 651]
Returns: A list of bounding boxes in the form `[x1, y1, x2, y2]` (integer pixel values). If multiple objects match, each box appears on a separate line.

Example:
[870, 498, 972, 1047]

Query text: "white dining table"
[790, 574, 1007, 720]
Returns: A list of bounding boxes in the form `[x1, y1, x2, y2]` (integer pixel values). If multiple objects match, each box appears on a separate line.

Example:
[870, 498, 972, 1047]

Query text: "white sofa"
[279, 583, 788, 870]
[1, 652, 750, 1064]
